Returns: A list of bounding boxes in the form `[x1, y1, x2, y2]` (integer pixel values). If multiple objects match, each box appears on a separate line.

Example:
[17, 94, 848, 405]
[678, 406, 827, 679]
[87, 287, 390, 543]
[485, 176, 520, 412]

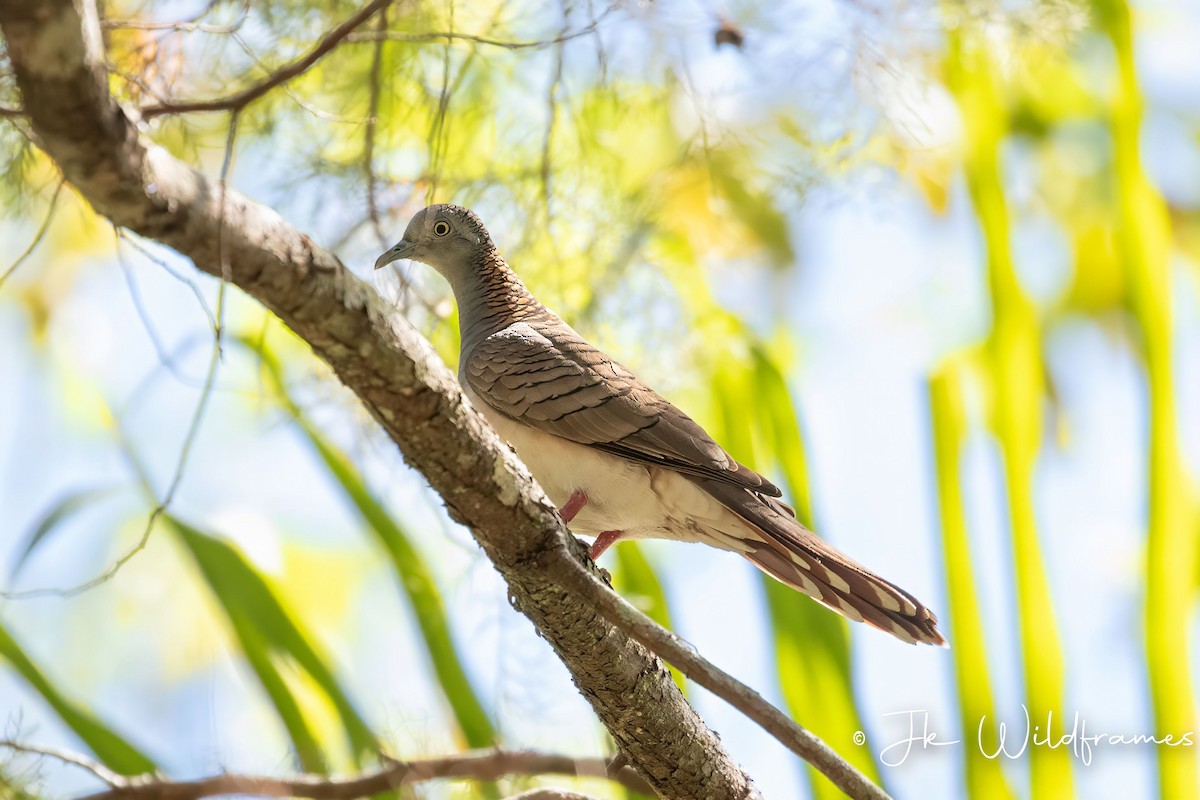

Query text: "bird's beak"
[374, 240, 417, 270]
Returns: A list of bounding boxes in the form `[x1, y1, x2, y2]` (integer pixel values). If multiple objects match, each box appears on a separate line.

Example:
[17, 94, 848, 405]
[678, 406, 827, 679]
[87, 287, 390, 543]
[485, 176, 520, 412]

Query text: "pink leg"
[560, 489, 588, 525]
[589, 531, 623, 561]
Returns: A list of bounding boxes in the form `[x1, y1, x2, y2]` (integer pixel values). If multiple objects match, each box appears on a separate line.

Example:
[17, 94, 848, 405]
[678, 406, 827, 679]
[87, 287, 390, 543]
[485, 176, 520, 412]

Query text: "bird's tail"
[692, 478, 946, 646]
[743, 529, 946, 646]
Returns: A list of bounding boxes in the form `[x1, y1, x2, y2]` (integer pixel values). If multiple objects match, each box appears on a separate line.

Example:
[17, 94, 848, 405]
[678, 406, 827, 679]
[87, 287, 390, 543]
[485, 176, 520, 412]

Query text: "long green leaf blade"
[167, 515, 376, 767]
[748, 348, 883, 798]
[0, 621, 155, 775]
[1092, 2, 1198, 797]
[246, 339, 497, 751]
[944, 25, 1074, 799]
[10, 486, 120, 580]
[929, 363, 1017, 800]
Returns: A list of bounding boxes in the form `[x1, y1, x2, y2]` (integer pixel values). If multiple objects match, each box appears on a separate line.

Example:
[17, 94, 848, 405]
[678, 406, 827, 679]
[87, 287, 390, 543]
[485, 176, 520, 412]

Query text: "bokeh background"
[2, 0, 1199, 798]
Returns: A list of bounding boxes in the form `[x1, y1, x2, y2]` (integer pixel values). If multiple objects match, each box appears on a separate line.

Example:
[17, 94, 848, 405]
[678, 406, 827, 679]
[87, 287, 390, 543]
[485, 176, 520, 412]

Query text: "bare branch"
[227, 32, 373, 124]
[0, 104, 25, 117]
[0, 740, 120, 786]
[0, 745, 651, 800]
[116, 229, 218, 332]
[138, 0, 392, 118]
[423, 0, 510, 202]
[345, 2, 622, 51]
[109, 64, 174, 105]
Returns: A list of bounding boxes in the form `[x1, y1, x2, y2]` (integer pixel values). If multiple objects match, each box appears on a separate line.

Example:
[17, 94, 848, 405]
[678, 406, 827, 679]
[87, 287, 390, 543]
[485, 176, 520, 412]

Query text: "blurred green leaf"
[929, 363, 1017, 800]
[945, 24, 1075, 800]
[9, 486, 120, 580]
[708, 151, 795, 269]
[742, 347, 884, 798]
[166, 515, 376, 771]
[705, 345, 881, 796]
[750, 347, 813, 525]
[1093, 2, 1198, 797]
[612, 542, 684, 691]
[244, 337, 498, 752]
[0, 621, 155, 775]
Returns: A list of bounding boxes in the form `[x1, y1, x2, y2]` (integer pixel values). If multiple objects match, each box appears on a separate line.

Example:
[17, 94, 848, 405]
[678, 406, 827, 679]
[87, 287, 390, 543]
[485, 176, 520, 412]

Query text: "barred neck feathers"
[454, 244, 547, 355]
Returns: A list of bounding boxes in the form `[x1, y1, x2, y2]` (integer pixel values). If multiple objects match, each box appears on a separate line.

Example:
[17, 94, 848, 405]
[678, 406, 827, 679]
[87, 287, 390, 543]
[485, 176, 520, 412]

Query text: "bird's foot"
[589, 530, 623, 561]
[560, 489, 588, 525]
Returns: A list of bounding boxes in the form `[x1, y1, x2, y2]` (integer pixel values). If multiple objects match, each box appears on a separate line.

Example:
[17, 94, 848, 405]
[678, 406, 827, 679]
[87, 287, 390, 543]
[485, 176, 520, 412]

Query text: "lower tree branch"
[504, 791, 602, 800]
[0, 2, 887, 799]
[50, 748, 649, 800]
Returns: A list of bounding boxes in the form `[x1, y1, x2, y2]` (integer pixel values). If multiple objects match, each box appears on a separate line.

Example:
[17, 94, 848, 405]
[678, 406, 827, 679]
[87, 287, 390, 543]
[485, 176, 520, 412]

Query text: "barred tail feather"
[744, 540, 945, 646]
[690, 477, 946, 646]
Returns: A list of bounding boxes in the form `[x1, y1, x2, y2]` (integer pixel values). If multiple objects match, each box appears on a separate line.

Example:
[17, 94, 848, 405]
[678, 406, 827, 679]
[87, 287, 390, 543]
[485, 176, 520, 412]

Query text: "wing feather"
[464, 321, 781, 496]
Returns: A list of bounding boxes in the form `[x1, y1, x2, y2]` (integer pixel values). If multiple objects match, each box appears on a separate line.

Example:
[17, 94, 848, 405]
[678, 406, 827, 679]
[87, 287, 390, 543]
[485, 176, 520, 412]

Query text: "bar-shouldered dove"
[376, 204, 945, 646]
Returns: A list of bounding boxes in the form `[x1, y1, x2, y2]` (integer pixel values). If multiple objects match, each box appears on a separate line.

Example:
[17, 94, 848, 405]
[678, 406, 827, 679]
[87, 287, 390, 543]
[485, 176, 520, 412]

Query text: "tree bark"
[0, 1, 761, 798]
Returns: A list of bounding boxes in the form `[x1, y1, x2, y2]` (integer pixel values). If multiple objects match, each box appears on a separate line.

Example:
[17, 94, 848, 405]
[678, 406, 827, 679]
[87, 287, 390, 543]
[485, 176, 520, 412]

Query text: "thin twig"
[116, 229, 217, 331]
[425, 0, 455, 204]
[217, 112, 239, 287]
[560, 558, 892, 800]
[101, 0, 251, 34]
[345, 2, 621, 51]
[420, 0, 510, 203]
[0, 119, 240, 601]
[109, 64, 174, 105]
[540, 25, 566, 220]
[364, 5, 389, 248]
[0, 326, 222, 601]
[0, 747, 655, 800]
[228, 32, 373, 124]
[115, 227, 208, 387]
[0, 178, 65, 291]
[0, 740, 120, 786]
[0, 104, 25, 117]
[139, 0, 391, 118]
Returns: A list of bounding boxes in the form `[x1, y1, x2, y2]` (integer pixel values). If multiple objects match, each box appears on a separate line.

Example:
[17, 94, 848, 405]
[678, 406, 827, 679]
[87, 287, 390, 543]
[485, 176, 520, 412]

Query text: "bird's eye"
[433, 221, 451, 236]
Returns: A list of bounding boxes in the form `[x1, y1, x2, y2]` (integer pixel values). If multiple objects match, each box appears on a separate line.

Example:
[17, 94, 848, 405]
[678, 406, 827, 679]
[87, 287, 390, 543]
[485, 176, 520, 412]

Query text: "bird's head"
[374, 204, 494, 284]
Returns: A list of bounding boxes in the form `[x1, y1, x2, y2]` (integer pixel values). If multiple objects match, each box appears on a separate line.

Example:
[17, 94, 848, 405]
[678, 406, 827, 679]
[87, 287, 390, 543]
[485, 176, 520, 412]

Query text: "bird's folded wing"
[464, 321, 781, 496]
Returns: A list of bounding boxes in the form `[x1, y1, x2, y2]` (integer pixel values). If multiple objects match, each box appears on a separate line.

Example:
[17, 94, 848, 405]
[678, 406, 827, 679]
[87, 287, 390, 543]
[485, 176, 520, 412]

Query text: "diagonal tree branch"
[0, 2, 887, 799]
[136, 0, 391, 118]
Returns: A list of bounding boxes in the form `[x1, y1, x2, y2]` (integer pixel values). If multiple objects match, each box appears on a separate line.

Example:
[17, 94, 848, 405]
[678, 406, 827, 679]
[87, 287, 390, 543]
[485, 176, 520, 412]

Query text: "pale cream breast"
[462, 382, 683, 537]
